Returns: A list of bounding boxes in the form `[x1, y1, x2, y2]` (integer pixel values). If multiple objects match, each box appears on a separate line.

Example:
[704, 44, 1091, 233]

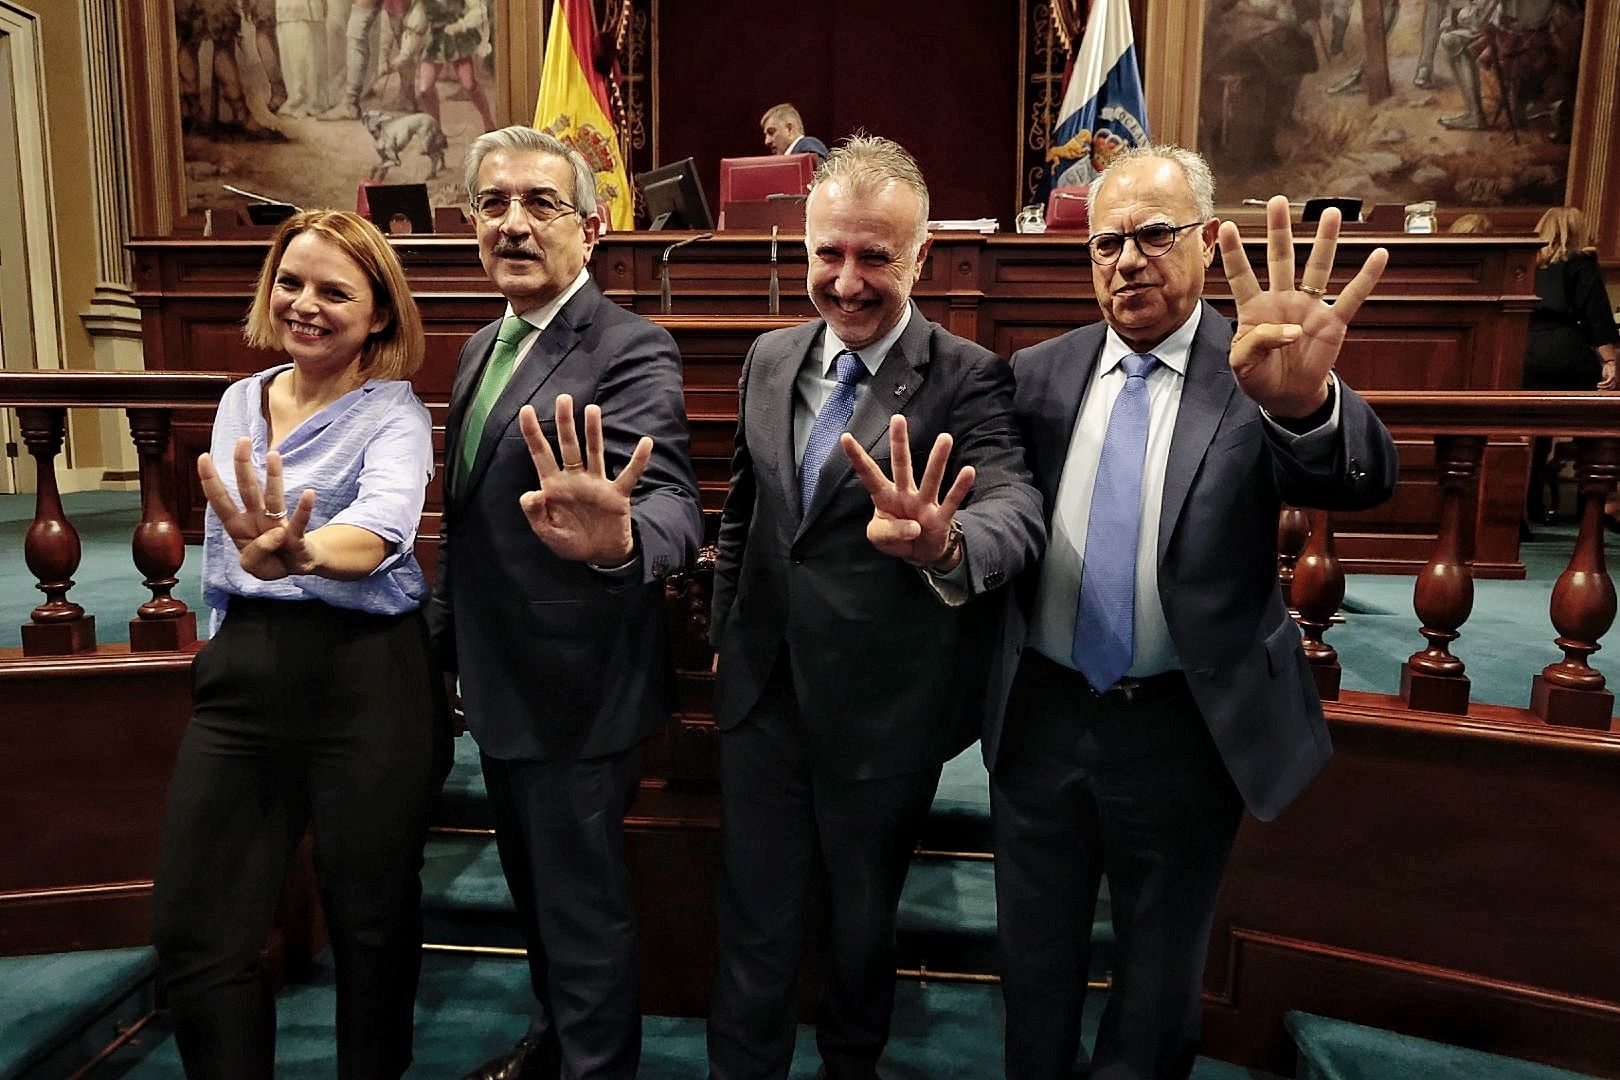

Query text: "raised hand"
[518, 393, 652, 564]
[197, 436, 317, 580]
[840, 415, 975, 569]
[1217, 194, 1388, 418]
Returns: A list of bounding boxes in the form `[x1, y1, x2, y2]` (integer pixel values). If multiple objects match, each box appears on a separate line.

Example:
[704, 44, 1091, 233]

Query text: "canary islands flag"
[1044, 0, 1150, 195]
[534, 0, 633, 230]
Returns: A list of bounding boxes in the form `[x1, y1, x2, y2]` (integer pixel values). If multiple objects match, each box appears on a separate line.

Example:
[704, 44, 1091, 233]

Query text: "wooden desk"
[130, 231, 1543, 576]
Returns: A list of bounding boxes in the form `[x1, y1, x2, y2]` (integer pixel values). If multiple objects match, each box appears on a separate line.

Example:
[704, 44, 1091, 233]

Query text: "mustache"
[493, 240, 542, 260]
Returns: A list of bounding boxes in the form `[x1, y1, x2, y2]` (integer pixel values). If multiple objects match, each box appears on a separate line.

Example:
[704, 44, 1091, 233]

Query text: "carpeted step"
[422, 833, 1117, 983]
[896, 859, 1115, 981]
[420, 834, 525, 951]
[1286, 1011, 1601, 1080]
[0, 945, 157, 1080]
[434, 738, 996, 853]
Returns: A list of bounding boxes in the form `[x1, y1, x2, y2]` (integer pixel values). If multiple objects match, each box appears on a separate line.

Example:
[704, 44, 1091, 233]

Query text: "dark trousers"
[707, 673, 943, 1080]
[152, 599, 447, 1080]
[479, 745, 644, 1080]
[991, 652, 1244, 1080]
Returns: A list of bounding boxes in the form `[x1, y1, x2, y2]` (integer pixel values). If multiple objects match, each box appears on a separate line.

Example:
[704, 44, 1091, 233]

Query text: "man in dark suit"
[706, 135, 1044, 1080]
[991, 146, 1398, 1079]
[430, 126, 703, 1080]
[760, 102, 830, 161]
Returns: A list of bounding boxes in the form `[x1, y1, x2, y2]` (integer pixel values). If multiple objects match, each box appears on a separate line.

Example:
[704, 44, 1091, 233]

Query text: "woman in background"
[152, 209, 445, 1079]
[1523, 206, 1620, 528]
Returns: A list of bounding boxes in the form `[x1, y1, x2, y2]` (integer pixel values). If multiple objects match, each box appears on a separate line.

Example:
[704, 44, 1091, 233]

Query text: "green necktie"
[457, 315, 531, 487]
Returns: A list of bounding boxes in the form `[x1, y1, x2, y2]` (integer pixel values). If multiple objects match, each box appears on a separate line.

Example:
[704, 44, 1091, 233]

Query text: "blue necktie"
[801, 350, 863, 511]
[1072, 353, 1159, 690]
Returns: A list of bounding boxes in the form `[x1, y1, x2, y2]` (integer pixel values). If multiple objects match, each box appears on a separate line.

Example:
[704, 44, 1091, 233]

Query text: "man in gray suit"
[431, 126, 702, 1080]
[991, 145, 1398, 1079]
[707, 135, 1044, 1079]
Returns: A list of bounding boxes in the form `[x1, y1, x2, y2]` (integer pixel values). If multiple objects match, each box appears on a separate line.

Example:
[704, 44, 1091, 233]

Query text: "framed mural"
[1141, 0, 1620, 255]
[121, 0, 652, 230]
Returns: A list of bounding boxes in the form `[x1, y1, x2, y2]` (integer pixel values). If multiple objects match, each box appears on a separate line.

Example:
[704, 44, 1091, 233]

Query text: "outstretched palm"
[197, 435, 318, 580]
[841, 415, 975, 567]
[518, 394, 652, 564]
[1218, 195, 1389, 418]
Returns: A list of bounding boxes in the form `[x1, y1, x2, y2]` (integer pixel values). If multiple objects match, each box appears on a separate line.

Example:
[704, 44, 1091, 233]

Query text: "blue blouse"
[202, 365, 434, 623]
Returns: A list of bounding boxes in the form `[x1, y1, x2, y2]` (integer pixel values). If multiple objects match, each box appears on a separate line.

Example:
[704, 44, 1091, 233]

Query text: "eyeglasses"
[470, 189, 579, 224]
[1084, 221, 1203, 266]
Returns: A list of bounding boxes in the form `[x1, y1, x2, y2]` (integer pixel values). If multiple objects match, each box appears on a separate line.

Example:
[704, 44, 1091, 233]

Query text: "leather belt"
[1085, 669, 1190, 707]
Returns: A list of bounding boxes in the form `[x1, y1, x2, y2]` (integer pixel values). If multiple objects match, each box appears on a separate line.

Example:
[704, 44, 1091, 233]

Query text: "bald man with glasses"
[988, 145, 1398, 1079]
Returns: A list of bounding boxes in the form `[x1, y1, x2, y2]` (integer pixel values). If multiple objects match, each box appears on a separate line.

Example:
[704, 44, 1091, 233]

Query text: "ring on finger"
[562, 462, 585, 472]
[263, 509, 288, 520]
[1299, 283, 1326, 297]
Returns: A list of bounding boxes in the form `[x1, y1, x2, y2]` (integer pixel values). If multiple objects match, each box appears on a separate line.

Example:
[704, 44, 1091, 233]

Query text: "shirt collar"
[505, 266, 591, 332]
[1099, 303, 1202, 378]
[818, 303, 914, 378]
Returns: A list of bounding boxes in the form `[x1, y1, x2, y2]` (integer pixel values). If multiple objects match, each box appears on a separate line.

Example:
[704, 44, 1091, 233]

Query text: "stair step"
[0, 945, 156, 1080]
[1286, 1011, 1600, 1080]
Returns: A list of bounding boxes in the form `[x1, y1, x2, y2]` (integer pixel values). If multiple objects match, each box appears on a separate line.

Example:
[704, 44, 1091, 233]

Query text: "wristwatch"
[927, 518, 965, 576]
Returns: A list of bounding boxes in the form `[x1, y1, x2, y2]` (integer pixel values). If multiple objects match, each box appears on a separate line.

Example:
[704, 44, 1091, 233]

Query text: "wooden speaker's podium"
[718, 195, 806, 232]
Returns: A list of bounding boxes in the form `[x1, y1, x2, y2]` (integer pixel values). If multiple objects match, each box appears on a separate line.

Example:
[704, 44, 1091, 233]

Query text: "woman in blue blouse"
[152, 209, 444, 1079]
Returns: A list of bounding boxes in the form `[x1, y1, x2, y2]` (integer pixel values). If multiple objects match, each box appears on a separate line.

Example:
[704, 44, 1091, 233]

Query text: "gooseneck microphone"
[660, 233, 713, 315]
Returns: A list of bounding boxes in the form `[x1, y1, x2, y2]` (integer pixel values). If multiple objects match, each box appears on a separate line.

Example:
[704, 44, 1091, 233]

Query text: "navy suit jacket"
[711, 308, 1045, 780]
[996, 301, 1398, 820]
[428, 278, 703, 761]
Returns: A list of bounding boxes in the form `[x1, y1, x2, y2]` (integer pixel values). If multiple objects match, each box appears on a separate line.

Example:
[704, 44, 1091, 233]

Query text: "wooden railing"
[1292, 391, 1620, 731]
[0, 370, 232, 656]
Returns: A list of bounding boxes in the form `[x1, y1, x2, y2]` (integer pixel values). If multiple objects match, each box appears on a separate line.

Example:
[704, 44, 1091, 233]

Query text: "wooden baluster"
[1531, 435, 1619, 730]
[1277, 504, 1309, 610]
[126, 407, 197, 651]
[1292, 509, 1343, 700]
[16, 406, 96, 655]
[1401, 434, 1484, 714]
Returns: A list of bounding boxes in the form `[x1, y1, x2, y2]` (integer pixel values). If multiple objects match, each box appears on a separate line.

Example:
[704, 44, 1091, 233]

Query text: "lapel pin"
[894, 385, 907, 397]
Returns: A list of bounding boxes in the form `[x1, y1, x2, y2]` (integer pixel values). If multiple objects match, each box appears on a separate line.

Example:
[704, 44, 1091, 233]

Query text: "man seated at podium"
[760, 102, 829, 161]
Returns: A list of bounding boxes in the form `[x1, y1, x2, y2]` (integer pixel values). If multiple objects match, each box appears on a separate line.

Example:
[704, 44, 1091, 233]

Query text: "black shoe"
[461, 1036, 555, 1080]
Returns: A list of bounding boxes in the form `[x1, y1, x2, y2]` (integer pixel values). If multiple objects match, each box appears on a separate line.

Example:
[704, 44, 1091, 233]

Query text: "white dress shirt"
[1030, 305, 1341, 677]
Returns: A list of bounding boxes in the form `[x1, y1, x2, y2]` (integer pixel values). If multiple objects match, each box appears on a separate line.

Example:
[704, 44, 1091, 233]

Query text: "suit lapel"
[461, 282, 596, 499]
[1035, 325, 1105, 516]
[1158, 301, 1237, 560]
[798, 309, 929, 532]
[758, 320, 822, 520]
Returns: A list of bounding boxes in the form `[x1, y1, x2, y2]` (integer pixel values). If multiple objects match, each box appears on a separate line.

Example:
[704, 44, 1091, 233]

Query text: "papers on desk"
[927, 218, 999, 234]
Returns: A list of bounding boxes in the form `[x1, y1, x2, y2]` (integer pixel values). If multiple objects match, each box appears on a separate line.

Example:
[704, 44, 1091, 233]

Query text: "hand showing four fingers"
[197, 435, 318, 581]
[518, 393, 652, 565]
[1218, 194, 1389, 419]
[840, 415, 975, 569]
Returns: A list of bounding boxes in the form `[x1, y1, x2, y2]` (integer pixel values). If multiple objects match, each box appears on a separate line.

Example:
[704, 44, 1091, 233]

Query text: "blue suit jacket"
[995, 301, 1398, 820]
[428, 278, 703, 761]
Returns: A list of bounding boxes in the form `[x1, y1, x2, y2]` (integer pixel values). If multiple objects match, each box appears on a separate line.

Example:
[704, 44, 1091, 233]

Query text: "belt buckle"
[1112, 678, 1143, 706]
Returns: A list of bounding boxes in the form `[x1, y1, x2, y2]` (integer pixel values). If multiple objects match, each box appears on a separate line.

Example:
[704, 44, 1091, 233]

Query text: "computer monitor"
[636, 158, 714, 230]
[1302, 197, 1362, 224]
[362, 182, 434, 235]
[718, 152, 818, 208]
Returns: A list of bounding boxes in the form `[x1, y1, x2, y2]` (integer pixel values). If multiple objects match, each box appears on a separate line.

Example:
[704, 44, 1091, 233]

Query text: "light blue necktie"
[800, 350, 863, 512]
[1072, 353, 1159, 690]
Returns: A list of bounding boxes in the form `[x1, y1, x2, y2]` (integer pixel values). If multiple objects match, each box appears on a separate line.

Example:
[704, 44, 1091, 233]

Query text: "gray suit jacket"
[428, 278, 703, 761]
[997, 300, 1398, 819]
[711, 307, 1045, 780]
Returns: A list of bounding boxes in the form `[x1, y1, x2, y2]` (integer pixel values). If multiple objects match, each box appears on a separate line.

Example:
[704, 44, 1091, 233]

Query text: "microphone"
[223, 183, 300, 210]
[768, 226, 780, 315]
[660, 232, 712, 315]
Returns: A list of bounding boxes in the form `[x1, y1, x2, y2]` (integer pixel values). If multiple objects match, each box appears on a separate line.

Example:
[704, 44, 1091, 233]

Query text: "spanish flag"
[534, 0, 633, 230]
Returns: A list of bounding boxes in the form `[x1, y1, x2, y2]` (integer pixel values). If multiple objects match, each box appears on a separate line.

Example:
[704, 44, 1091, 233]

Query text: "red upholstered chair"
[1045, 185, 1090, 233]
